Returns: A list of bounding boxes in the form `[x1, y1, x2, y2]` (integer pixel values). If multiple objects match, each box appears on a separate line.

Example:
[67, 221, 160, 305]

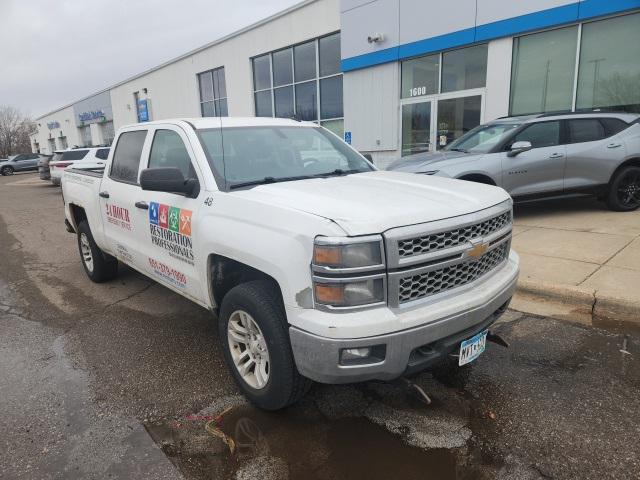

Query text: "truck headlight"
[314, 277, 385, 307]
[313, 235, 384, 271]
[312, 235, 386, 310]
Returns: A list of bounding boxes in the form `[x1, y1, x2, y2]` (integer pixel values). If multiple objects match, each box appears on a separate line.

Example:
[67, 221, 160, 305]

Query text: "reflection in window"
[401, 102, 431, 156]
[252, 33, 343, 126]
[197, 67, 228, 117]
[401, 54, 439, 99]
[510, 26, 578, 115]
[436, 96, 482, 149]
[576, 13, 640, 113]
[441, 45, 487, 93]
[513, 121, 561, 148]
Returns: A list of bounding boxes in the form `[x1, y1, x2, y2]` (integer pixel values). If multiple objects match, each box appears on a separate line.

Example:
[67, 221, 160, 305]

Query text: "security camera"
[367, 33, 384, 44]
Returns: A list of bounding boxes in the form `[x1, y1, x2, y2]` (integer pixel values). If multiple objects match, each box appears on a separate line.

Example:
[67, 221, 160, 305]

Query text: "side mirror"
[140, 167, 198, 197]
[507, 140, 533, 157]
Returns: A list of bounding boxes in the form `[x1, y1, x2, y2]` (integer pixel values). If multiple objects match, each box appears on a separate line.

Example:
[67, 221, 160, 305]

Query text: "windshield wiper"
[312, 168, 364, 178]
[229, 175, 314, 189]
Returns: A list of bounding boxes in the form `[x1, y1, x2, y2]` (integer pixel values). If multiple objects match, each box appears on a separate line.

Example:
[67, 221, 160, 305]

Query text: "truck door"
[500, 120, 566, 197]
[130, 125, 206, 304]
[98, 128, 150, 270]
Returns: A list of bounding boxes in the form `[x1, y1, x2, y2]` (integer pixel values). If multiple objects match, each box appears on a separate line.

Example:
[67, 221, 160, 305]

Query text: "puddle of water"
[147, 402, 494, 480]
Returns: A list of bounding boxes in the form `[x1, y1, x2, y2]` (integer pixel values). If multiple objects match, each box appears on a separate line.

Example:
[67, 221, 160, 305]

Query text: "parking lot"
[1, 172, 639, 480]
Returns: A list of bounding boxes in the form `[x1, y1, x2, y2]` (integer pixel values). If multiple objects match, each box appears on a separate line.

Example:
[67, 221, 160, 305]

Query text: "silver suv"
[388, 112, 640, 211]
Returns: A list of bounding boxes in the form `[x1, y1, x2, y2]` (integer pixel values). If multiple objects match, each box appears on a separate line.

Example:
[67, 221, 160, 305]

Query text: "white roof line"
[36, 0, 316, 120]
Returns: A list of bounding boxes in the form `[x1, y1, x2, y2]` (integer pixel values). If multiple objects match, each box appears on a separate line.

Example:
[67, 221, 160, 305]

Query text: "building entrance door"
[400, 89, 484, 156]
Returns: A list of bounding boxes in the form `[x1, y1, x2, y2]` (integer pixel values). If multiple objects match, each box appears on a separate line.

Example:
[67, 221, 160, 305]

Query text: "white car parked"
[50, 147, 110, 185]
[61, 118, 519, 410]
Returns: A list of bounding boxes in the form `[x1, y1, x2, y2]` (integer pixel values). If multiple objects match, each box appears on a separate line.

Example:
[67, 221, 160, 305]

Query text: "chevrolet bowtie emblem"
[467, 242, 489, 259]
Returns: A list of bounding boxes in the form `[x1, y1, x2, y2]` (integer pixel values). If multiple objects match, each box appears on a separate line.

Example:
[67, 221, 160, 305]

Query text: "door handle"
[549, 153, 564, 159]
[607, 143, 622, 148]
[135, 201, 149, 210]
[99, 191, 109, 198]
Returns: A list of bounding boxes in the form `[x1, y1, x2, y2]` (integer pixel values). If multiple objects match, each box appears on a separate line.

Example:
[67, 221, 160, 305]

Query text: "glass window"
[61, 150, 89, 161]
[319, 33, 341, 77]
[198, 126, 372, 187]
[402, 102, 431, 156]
[254, 91, 273, 117]
[110, 130, 147, 183]
[148, 130, 194, 179]
[198, 71, 213, 102]
[321, 119, 344, 138]
[272, 48, 293, 87]
[252, 34, 343, 125]
[513, 121, 561, 148]
[320, 76, 343, 119]
[96, 148, 110, 160]
[567, 119, 606, 143]
[253, 55, 271, 90]
[445, 122, 522, 154]
[600, 118, 629, 136]
[401, 54, 439, 98]
[576, 13, 640, 113]
[441, 45, 487, 93]
[295, 81, 317, 121]
[274, 86, 295, 118]
[294, 41, 316, 82]
[436, 96, 482, 149]
[510, 26, 578, 115]
[198, 67, 227, 117]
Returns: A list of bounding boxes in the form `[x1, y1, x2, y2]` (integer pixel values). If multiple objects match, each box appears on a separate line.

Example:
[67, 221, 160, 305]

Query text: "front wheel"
[76, 220, 118, 282]
[218, 280, 312, 410]
[1, 166, 14, 176]
[607, 166, 640, 211]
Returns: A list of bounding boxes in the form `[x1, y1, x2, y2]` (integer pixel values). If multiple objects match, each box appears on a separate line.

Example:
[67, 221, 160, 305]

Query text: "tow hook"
[487, 331, 509, 348]
[401, 377, 432, 405]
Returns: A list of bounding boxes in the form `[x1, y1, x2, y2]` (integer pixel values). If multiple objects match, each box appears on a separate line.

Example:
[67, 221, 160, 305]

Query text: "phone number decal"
[148, 258, 187, 288]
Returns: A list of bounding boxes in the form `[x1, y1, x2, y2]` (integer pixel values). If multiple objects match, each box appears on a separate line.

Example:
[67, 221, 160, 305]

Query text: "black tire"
[606, 166, 640, 212]
[1, 166, 14, 176]
[76, 220, 118, 282]
[218, 280, 312, 410]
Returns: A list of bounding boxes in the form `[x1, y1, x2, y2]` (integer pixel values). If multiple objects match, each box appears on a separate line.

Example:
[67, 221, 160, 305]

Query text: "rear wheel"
[607, 166, 640, 211]
[1, 166, 14, 176]
[76, 220, 118, 282]
[218, 280, 312, 410]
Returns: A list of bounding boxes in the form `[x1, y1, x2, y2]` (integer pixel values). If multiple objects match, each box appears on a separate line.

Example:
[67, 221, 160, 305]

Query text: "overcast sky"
[0, 0, 302, 118]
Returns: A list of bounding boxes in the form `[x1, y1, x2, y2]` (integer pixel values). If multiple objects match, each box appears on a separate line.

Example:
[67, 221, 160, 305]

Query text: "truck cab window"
[148, 129, 196, 179]
[110, 130, 147, 184]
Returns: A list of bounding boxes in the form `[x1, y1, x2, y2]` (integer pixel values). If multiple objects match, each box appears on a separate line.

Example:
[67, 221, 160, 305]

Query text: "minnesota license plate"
[458, 330, 488, 366]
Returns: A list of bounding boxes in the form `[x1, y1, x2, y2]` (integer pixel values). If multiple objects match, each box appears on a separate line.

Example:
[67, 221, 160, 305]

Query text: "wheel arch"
[608, 157, 640, 185]
[208, 254, 284, 313]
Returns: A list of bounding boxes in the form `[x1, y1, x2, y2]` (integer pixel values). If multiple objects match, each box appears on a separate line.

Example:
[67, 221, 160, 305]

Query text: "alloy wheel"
[617, 170, 640, 208]
[227, 310, 270, 389]
[80, 233, 94, 273]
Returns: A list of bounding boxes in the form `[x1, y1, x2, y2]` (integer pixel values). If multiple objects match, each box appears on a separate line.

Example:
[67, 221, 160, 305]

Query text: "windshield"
[198, 126, 374, 189]
[444, 122, 521, 154]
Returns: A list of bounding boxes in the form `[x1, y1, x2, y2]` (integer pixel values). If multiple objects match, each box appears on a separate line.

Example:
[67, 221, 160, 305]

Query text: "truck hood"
[235, 171, 510, 235]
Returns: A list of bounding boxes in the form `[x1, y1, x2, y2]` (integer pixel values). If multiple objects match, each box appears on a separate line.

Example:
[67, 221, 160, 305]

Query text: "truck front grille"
[397, 211, 511, 258]
[397, 242, 509, 304]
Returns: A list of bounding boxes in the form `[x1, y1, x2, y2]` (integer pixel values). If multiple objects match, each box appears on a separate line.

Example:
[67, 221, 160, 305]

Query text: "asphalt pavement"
[1, 172, 638, 480]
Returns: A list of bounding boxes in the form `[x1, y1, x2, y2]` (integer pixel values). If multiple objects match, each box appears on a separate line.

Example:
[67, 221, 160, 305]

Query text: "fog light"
[339, 344, 386, 366]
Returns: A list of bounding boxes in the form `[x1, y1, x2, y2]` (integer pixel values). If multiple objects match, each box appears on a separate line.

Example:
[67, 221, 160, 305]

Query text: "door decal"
[148, 201, 194, 265]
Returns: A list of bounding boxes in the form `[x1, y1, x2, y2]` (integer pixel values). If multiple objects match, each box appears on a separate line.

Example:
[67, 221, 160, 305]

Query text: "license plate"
[458, 330, 488, 366]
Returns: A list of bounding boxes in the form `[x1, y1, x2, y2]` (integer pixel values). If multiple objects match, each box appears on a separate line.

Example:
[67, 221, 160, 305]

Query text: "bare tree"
[0, 106, 36, 158]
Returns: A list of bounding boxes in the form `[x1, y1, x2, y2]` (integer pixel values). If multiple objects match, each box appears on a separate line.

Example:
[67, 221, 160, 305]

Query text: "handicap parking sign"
[344, 131, 352, 144]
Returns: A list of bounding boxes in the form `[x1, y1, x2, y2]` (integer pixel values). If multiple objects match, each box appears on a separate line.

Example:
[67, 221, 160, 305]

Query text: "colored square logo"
[149, 202, 159, 225]
[159, 204, 169, 229]
[179, 209, 192, 236]
[168, 207, 180, 232]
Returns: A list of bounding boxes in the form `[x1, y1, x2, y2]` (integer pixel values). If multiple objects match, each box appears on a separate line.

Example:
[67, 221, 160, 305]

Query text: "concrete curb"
[512, 280, 640, 326]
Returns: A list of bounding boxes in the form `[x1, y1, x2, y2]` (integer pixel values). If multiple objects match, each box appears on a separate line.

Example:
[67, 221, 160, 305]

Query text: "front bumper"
[289, 259, 518, 384]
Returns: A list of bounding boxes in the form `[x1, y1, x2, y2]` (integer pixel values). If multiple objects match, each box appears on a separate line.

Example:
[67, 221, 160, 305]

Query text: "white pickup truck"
[62, 117, 519, 410]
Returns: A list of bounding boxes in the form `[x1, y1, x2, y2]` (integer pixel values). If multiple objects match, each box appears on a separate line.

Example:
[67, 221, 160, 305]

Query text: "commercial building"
[31, 0, 640, 167]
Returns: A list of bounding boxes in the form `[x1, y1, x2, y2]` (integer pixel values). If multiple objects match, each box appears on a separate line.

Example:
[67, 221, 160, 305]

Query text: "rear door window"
[61, 150, 89, 161]
[567, 119, 606, 143]
[513, 121, 561, 148]
[600, 118, 629, 137]
[96, 148, 110, 160]
[110, 131, 147, 184]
